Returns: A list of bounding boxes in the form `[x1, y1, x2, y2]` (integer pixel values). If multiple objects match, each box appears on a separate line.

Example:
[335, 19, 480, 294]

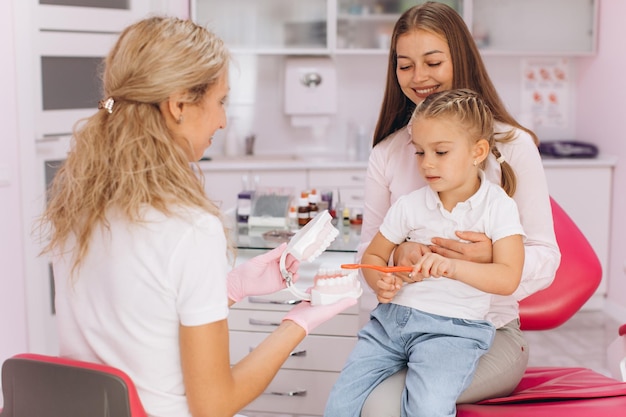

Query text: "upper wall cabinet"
[33, 0, 188, 138]
[193, 0, 329, 54]
[192, 0, 597, 56]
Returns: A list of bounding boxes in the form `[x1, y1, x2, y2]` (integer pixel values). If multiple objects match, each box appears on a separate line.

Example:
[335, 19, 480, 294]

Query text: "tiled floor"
[524, 309, 622, 377]
[245, 309, 624, 417]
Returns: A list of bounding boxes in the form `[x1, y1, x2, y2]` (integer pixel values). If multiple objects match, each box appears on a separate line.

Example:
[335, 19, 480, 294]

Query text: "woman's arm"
[501, 129, 560, 299]
[181, 319, 305, 417]
[181, 298, 356, 417]
[357, 145, 393, 267]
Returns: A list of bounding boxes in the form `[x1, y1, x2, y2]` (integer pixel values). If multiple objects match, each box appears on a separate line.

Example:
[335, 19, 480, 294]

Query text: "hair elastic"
[98, 97, 114, 114]
[496, 155, 506, 164]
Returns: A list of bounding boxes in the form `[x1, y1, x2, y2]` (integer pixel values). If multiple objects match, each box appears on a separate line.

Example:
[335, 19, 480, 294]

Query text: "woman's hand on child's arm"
[430, 231, 492, 263]
[393, 241, 432, 281]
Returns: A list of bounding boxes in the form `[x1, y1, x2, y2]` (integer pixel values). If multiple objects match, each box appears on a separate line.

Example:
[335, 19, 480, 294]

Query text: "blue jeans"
[324, 303, 495, 417]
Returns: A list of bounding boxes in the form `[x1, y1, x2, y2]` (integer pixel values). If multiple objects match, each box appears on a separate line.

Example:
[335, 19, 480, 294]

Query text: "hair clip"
[98, 97, 115, 114]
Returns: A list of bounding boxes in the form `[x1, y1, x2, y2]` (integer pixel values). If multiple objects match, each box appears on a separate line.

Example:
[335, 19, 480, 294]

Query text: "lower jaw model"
[279, 210, 363, 306]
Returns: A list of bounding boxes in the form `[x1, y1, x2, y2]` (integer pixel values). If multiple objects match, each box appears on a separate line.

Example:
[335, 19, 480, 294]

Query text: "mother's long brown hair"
[373, 1, 538, 147]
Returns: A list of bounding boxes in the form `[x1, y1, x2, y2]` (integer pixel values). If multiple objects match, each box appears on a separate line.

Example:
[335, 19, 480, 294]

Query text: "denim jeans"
[324, 303, 495, 417]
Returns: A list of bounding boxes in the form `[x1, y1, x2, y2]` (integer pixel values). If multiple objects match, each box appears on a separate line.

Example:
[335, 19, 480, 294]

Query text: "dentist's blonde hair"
[39, 16, 232, 274]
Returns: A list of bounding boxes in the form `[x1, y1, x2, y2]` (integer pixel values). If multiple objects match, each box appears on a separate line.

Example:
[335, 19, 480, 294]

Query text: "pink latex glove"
[227, 243, 300, 303]
[282, 295, 357, 335]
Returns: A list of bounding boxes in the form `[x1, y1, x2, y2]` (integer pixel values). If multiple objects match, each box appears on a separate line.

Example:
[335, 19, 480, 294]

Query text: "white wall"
[576, 0, 626, 321]
[0, 0, 28, 388]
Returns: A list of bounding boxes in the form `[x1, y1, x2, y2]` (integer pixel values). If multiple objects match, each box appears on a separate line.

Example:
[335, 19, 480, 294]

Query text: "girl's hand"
[430, 231, 492, 263]
[375, 273, 402, 304]
[413, 253, 456, 279]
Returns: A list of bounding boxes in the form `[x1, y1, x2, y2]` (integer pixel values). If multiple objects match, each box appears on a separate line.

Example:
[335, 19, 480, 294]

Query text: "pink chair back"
[518, 197, 602, 331]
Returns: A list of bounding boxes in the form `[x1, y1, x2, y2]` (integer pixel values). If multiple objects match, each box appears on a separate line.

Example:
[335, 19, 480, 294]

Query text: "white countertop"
[198, 155, 368, 171]
[197, 154, 617, 171]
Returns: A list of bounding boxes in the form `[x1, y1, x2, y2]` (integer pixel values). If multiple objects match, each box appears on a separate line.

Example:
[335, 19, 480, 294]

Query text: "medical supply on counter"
[297, 192, 310, 227]
[308, 189, 319, 219]
[248, 187, 293, 228]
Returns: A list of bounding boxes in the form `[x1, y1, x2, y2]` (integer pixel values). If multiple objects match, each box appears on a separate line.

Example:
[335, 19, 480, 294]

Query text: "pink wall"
[0, 0, 28, 376]
[576, 0, 626, 318]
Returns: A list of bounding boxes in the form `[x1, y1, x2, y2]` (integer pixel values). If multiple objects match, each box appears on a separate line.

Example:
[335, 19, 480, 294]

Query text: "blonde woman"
[39, 16, 354, 417]
[326, 89, 525, 417]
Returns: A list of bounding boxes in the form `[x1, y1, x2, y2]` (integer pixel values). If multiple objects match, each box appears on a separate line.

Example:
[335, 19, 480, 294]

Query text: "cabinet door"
[193, 0, 328, 54]
[544, 162, 612, 308]
[203, 169, 248, 210]
[336, 0, 463, 52]
[230, 331, 356, 371]
[309, 168, 366, 208]
[243, 369, 340, 415]
[472, 0, 597, 55]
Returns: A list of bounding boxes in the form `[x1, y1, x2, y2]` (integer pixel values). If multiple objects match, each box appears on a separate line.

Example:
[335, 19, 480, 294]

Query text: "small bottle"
[288, 205, 298, 230]
[308, 189, 319, 219]
[236, 175, 253, 223]
[297, 192, 311, 227]
[342, 206, 350, 227]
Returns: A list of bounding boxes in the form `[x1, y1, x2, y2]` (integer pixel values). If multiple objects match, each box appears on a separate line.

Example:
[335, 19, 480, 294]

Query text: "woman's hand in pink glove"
[282, 296, 357, 335]
[227, 243, 300, 303]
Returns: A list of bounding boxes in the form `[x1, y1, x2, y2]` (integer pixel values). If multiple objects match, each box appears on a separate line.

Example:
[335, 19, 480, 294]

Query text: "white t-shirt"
[359, 123, 561, 327]
[379, 171, 525, 321]
[53, 206, 229, 417]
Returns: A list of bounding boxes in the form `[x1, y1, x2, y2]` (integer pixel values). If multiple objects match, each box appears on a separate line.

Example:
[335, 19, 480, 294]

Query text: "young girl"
[325, 89, 525, 417]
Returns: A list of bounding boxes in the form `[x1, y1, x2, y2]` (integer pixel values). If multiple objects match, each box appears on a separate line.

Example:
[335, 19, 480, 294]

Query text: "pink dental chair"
[0, 353, 147, 417]
[456, 197, 626, 416]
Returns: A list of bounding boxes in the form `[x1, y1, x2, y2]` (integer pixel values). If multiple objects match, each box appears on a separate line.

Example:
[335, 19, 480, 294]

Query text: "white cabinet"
[309, 168, 366, 210]
[543, 157, 616, 309]
[231, 248, 361, 416]
[192, 0, 597, 55]
[33, 1, 188, 138]
[203, 166, 308, 210]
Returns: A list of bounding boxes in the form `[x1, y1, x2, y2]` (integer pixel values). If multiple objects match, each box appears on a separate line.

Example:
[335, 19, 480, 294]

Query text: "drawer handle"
[350, 175, 365, 182]
[249, 318, 281, 327]
[249, 296, 301, 305]
[248, 347, 306, 357]
[264, 389, 307, 397]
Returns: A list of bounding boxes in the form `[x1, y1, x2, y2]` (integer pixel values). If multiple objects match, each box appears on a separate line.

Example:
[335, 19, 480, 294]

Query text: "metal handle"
[289, 349, 307, 357]
[264, 389, 307, 397]
[249, 347, 306, 357]
[249, 318, 281, 327]
[350, 175, 365, 182]
[248, 296, 301, 305]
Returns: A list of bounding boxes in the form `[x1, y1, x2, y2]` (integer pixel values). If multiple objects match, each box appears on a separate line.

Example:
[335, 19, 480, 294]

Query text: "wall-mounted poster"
[521, 58, 570, 129]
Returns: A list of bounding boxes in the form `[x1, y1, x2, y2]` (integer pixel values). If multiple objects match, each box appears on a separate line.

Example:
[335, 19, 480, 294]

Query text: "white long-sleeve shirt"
[358, 123, 561, 328]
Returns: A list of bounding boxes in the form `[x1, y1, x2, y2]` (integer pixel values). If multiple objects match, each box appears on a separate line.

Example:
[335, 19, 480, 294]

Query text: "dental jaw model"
[279, 210, 362, 306]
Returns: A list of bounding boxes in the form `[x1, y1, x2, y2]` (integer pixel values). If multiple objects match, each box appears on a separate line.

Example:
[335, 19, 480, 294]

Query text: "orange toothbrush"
[341, 264, 413, 273]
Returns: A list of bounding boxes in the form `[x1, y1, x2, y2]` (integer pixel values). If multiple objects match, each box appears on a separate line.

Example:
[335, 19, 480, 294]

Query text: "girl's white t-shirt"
[53, 206, 229, 417]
